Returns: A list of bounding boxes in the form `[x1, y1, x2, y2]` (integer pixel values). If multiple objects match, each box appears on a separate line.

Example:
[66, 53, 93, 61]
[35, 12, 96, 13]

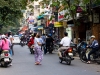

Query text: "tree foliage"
[39, 0, 91, 43]
[0, 0, 34, 29]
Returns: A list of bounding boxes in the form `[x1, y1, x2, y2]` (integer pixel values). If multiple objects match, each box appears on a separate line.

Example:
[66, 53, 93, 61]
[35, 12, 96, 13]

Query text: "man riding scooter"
[58, 32, 71, 58]
[87, 35, 99, 64]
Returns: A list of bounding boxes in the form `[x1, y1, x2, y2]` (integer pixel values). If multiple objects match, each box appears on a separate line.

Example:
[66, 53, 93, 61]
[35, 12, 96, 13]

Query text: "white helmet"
[1, 35, 6, 38]
[90, 35, 95, 38]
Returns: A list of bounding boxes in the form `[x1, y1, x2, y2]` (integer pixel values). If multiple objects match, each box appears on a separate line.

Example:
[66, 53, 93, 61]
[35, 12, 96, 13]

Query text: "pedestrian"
[8, 31, 14, 55]
[41, 34, 46, 53]
[34, 33, 43, 65]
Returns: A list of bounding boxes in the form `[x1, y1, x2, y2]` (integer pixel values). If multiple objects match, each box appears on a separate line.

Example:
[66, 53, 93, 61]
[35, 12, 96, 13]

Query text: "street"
[0, 45, 100, 75]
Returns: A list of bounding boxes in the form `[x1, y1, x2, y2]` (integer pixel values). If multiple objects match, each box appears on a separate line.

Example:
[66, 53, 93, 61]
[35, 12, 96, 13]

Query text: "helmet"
[90, 35, 95, 38]
[1, 35, 6, 38]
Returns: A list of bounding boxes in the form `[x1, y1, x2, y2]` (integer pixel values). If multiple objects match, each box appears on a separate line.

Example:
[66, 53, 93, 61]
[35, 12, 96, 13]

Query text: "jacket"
[90, 40, 99, 49]
[0, 39, 11, 50]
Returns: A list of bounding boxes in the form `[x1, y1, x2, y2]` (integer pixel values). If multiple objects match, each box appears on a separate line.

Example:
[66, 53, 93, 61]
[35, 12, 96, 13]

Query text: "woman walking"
[34, 33, 43, 65]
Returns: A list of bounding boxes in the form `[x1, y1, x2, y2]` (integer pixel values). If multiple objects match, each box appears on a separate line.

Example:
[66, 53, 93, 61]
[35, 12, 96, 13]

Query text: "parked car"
[12, 35, 20, 44]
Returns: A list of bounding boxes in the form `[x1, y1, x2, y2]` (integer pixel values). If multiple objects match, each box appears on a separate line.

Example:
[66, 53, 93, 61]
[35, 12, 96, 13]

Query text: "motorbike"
[46, 44, 53, 54]
[0, 50, 12, 67]
[29, 46, 34, 54]
[59, 47, 74, 65]
[77, 41, 87, 57]
[70, 42, 77, 56]
[20, 41, 25, 47]
[79, 48, 100, 64]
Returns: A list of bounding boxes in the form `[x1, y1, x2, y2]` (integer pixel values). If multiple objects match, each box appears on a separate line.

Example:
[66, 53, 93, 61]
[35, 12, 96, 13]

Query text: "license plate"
[4, 58, 9, 62]
[68, 53, 73, 56]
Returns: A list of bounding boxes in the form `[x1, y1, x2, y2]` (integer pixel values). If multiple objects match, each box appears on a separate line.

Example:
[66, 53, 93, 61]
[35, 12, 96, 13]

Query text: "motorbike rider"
[0, 35, 11, 53]
[27, 33, 36, 48]
[87, 35, 99, 64]
[0, 35, 12, 66]
[45, 34, 54, 54]
[58, 32, 71, 58]
[20, 35, 26, 44]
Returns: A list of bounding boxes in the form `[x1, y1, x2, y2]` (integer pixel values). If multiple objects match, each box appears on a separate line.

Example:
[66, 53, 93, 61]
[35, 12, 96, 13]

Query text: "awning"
[54, 22, 63, 27]
[37, 15, 44, 20]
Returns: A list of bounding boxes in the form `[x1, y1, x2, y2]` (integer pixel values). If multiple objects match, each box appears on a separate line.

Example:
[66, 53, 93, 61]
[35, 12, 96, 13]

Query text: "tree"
[0, 0, 34, 31]
[39, 0, 91, 43]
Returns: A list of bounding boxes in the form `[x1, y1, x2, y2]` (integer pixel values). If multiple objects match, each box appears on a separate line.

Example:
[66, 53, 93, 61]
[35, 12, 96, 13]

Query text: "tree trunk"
[74, 25, 79, 44]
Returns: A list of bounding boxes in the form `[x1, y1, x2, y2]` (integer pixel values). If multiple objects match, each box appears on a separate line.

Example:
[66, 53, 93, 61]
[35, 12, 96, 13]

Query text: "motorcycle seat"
[2, 50, 9, 53]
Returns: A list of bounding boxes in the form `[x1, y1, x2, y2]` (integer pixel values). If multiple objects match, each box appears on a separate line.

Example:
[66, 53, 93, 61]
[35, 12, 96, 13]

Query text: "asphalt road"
[0, 45, 100, 75]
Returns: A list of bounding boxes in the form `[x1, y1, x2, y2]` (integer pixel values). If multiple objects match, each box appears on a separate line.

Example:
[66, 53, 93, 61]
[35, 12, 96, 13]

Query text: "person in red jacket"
[28, 34, 34, 48]
[28, 33, 37, 54]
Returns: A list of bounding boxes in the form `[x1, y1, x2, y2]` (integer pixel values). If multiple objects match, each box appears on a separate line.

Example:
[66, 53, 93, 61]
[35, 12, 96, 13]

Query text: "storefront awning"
[54, 22, 63, 27]
[37, 15, 44, 20]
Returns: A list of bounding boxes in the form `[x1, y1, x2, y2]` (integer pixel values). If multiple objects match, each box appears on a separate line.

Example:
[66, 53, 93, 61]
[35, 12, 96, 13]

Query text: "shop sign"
[54, 22, 63, 27]
[58, 10, 64, 21]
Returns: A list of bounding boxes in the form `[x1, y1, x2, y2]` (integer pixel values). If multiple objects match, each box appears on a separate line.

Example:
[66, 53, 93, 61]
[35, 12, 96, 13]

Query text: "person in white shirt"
[58, 32, 71, 58]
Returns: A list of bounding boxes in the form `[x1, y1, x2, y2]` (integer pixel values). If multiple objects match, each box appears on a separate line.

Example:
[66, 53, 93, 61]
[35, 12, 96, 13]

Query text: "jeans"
[9, 49, 12, 56]
[11, 45, 14, 55]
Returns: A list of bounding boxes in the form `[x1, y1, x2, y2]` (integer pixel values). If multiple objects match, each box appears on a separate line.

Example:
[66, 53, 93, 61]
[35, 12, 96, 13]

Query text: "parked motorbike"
[0, 50, 12, 67]
[70, 42, 77, 56]
[77, 41, 87, 57]
[80, 48, 100, 64]
[59, 47, 74, 65]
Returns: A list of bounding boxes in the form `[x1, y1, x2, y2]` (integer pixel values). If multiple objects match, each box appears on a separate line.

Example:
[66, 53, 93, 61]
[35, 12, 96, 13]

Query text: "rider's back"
[60, 37, 71, 46]
[0, 39, 10, 50]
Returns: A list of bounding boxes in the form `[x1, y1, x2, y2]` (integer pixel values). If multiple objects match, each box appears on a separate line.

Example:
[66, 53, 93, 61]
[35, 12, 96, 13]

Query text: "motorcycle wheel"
[96, 56, 100, 64]
[1, 63, 7, 67]
[59, 58, 63, 63]
[66, 56, 71, 65]
[4, 64, 8, 67]
[80, 51, 87, 63]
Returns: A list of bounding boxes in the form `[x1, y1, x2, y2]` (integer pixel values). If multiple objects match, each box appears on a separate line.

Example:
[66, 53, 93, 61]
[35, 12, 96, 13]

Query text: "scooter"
[0, 50, 12, 67]
[59, 47, 74, 65]
[80, 48, 100, 64]
[20, 41, 25, 47]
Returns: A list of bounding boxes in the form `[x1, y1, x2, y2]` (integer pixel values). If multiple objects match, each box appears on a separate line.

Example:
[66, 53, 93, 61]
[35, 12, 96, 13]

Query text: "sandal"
[35, 62, 39, 65]
[87, 61, 91, 64]
[35, 62, 40, 65]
